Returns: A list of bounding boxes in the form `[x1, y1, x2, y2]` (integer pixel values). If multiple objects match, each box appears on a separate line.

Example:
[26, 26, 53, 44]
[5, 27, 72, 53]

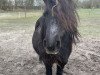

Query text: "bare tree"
[34, 0, 44, 10]
[0, 0, 8, 10]
[78, 0, 100, 8]
[26, 0, 34, 9]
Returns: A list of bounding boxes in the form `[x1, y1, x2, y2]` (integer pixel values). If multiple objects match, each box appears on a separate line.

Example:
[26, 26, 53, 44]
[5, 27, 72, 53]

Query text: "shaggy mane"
[52, 0, 80, 43]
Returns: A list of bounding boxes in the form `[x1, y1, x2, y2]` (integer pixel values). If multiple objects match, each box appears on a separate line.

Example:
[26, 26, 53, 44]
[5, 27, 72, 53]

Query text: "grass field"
[78, 9, 100, 37]
[0, 9, 100, 37]
[0, 9, 100, 75]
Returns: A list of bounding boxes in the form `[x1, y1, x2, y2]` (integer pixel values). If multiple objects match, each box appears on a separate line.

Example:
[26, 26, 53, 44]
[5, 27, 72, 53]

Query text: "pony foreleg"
[45, 64, 52, 75]
[56, 63, 66, 75]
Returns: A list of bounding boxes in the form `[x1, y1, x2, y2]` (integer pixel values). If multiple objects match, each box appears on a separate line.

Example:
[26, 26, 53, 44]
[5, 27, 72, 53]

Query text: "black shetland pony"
[32, 0, 79, 75]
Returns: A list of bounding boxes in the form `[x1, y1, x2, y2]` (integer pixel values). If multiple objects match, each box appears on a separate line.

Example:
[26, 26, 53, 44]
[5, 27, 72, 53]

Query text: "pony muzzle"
[46, 49, 59, 54]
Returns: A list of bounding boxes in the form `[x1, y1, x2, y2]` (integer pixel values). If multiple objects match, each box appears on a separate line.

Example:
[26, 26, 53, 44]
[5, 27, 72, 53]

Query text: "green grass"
[0, 11, 42, 23]
[77, 9, 100, 37]
[79, 25, 100, 37]
[0, 10, 42, 32]
[78, 9, 100, 19]
[0, 9, 100, 37]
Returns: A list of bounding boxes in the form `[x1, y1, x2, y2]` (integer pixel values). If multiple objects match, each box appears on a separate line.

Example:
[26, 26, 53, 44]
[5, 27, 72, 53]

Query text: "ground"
[0, 9, 100, 75]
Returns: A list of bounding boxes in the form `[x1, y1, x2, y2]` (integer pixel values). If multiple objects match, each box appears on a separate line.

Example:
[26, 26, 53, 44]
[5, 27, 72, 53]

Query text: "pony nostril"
[43, 40, 46, 47]
[47, 46, 55, 51]
[56, 41, 60, 47]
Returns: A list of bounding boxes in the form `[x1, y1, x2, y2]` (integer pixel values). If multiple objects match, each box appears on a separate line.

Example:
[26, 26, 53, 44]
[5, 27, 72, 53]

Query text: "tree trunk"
[24, 5, 26, 18]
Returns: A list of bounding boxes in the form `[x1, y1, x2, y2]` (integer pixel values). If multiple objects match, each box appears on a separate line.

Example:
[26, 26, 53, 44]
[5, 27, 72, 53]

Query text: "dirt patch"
[0, 29, 100, 75]
[67, 37, 100, 75]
